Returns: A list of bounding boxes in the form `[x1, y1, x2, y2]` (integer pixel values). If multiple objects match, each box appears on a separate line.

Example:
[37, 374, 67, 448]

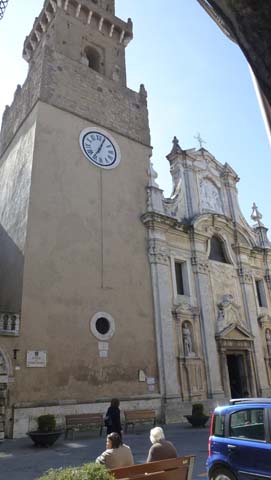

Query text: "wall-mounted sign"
[138, 369, 146, 382]
[26, 351, 47, 368]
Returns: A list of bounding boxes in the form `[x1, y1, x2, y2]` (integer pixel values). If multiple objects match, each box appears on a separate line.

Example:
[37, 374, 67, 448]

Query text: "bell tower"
[0, 0, 158, 438]
[22, 0, 132, 87]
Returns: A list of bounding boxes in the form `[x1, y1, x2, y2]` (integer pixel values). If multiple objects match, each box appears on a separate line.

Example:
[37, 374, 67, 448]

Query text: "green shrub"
[37, 415, 56, 432]
[37, 463, 115, 480]
[192, 403, 205, 416]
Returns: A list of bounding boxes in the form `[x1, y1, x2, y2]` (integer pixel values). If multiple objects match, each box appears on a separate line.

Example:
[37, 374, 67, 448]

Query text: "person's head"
[106, 432, 122, 449]
[150, 427, 165, 444]
[110, 398, 120, 408]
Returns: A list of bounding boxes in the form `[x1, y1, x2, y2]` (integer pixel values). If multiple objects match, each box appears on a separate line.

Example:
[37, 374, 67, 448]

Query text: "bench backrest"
[124, 410, 155, 420]
[110, 455, 194, 480]
[65, 414, 103, 426]
[112, 467, 188, 480]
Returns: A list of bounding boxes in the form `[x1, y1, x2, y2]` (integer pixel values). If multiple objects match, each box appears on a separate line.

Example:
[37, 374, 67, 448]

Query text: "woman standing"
[104, 398, 122, 436]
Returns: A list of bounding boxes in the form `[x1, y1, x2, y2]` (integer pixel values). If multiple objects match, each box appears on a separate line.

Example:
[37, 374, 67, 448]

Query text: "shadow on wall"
[0, 223, 24, 312]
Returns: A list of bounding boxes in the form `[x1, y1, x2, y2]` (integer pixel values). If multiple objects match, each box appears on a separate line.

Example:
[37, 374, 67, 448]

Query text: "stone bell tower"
[0, 0, 159, 438]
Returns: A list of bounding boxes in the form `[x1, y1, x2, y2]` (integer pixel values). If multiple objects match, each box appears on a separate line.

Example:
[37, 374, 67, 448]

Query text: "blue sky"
[0, 0, 270, 229]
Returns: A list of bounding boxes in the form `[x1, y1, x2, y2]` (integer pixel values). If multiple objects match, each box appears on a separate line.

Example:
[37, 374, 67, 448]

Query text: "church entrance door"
[227, 353, 248, 398]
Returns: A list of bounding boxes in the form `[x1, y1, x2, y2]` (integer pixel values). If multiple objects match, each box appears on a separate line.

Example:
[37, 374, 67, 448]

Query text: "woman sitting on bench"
[96, 432, 134, 469]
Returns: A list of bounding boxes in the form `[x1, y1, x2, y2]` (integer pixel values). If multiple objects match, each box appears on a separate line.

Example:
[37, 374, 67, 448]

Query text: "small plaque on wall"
[99, 350, 108, 358]
[26, 351, 47, 368]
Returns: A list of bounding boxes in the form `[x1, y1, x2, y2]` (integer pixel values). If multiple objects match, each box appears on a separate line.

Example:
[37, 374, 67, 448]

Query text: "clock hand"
[94, 138, 105, 156]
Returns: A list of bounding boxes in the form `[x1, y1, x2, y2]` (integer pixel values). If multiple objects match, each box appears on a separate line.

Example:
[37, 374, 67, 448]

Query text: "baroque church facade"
[0, 0, 271, 439]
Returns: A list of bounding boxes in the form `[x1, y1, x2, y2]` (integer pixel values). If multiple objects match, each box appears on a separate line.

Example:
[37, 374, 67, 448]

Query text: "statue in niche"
[182, 322, 194, 357]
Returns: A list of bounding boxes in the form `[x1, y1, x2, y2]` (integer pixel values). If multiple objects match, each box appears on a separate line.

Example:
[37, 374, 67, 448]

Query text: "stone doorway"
[227, 353, 248, 398]
[216, 324, 257, 398]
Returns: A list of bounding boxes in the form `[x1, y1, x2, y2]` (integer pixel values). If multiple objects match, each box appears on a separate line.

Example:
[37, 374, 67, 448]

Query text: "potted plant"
[37, 463, 115, 480]
[185, 403, 209, 427]
[28, 414, 63, 447]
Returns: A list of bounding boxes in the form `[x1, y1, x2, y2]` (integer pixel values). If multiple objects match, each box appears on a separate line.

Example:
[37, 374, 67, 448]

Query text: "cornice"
[141, 211, 188, 233]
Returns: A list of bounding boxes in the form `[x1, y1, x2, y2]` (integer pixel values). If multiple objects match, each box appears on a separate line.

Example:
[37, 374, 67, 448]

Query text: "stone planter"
[185, 415, 209, 427]
[27, 430, 63, 447]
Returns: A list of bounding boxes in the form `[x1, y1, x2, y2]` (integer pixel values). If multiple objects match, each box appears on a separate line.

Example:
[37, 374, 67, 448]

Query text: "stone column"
[192, 256, 224, 399]
[245, 349, 257, 396]
[148, 233, 181, 422]
[219, 349, 231, 398]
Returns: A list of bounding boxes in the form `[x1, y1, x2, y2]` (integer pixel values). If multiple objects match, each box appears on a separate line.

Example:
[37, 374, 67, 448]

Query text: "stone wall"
[13, 397, 162, 438]
[39, 46, 150, 146]
[0, 55, 42, 156]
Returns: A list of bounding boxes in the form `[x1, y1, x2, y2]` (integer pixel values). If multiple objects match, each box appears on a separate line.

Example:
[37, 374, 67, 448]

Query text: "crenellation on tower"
[1, 0, 143, 156]
[23, 0, 132, 65]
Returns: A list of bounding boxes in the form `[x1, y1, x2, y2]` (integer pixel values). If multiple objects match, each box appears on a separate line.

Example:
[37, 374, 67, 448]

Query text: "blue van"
[207, 398, 271, 480]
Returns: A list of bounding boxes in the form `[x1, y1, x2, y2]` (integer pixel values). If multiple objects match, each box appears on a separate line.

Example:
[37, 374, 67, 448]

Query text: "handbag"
[104, 415, 112, 427]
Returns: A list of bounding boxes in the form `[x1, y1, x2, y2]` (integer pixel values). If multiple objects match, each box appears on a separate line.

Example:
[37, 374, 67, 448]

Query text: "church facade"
[0, 0, 271, 439]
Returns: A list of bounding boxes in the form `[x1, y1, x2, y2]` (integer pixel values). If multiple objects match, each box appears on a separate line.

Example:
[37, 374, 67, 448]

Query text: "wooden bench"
[65, 413, 103, 439]
[124, 410, 156, 433]
[110, 455, 195, 480]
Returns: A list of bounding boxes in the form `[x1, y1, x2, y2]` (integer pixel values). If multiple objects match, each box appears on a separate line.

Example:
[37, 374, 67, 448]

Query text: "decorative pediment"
[173, 302, 200, 318]
[216, 323, 253, 341]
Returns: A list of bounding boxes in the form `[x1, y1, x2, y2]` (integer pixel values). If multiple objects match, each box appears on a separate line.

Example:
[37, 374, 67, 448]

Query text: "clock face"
[79, 128, 120, 169]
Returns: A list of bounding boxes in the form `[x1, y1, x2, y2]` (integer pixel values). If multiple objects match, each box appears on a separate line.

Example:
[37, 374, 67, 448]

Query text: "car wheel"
[210, 468, 236, 480]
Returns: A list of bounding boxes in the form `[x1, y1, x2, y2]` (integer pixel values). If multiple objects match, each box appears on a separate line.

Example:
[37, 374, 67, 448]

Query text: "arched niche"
[209, 235, 230, 264]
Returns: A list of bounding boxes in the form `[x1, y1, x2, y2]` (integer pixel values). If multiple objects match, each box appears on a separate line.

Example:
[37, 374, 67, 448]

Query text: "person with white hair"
[146, 427, 178, 462]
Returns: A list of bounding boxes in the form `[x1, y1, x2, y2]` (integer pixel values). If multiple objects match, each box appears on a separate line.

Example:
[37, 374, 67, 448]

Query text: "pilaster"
[148, 233, 181, 422]
[191, 254, 224, 398]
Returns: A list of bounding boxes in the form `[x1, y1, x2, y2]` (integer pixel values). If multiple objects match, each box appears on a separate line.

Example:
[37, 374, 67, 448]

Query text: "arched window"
[84, 46, 100, 72]
[209, 236, 228, 263]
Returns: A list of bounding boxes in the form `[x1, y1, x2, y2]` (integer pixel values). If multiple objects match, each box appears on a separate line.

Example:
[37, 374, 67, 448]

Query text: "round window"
[96, 317, 110, 335]
[90, 312, 115, 341]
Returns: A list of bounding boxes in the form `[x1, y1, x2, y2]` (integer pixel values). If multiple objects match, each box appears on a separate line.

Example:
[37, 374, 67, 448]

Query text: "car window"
[213, 413, 225, 437]
[229, 408, 265, 441]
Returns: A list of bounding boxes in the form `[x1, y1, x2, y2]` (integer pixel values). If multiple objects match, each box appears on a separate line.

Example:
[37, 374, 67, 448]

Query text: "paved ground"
[0, 423, 209, 480]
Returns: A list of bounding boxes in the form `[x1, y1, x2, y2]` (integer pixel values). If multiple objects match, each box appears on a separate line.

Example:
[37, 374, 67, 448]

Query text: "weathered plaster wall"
[0, 109, 37, 311]
[9, 102, 157, 407]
